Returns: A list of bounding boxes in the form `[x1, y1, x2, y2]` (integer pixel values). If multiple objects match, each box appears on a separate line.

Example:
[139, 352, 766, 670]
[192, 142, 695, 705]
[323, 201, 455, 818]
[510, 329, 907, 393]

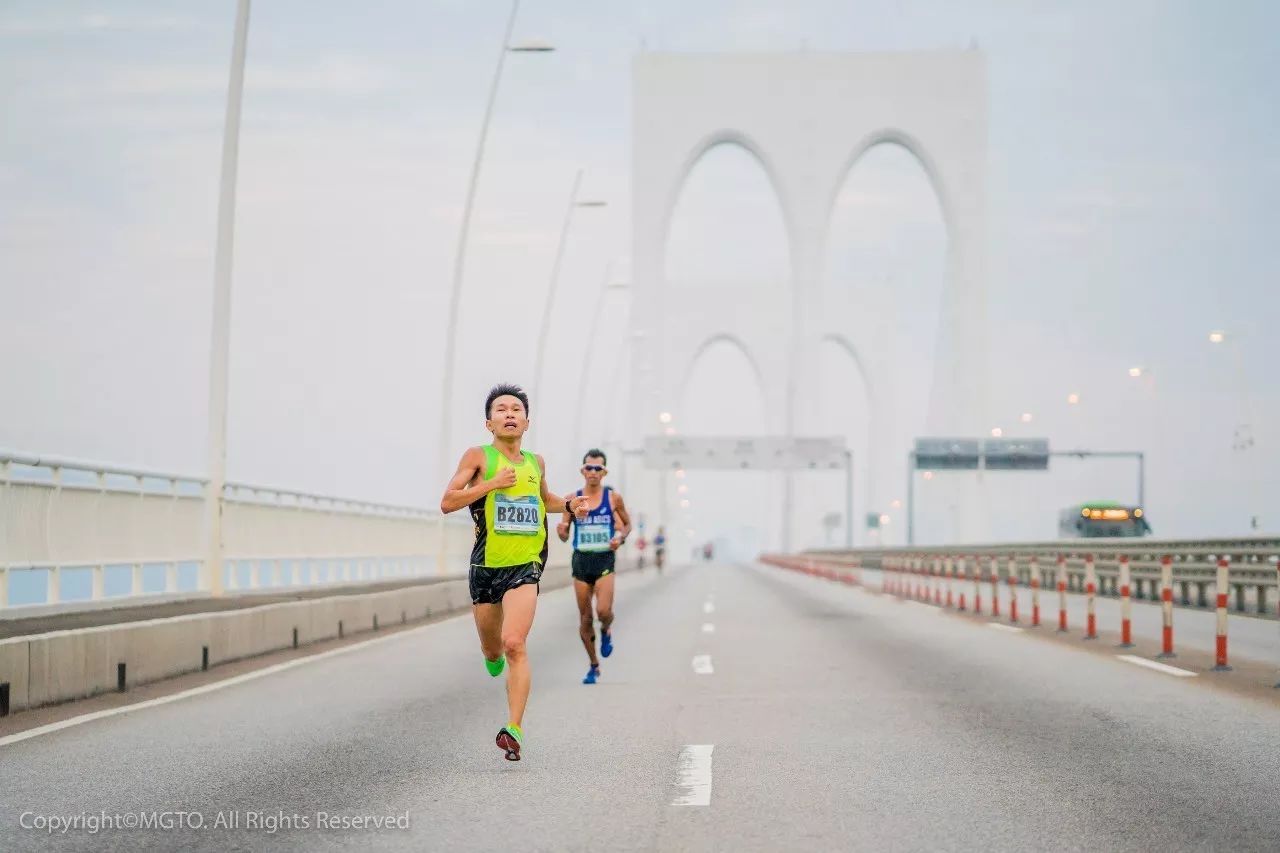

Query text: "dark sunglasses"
[582, 465, 605, 472]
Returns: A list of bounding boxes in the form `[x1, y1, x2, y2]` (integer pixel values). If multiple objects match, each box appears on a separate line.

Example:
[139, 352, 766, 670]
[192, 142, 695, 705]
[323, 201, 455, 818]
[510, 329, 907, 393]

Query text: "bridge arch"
[679, 333, 769, 418]
[631, 52, 988, 547]
[659, 131, 795, 289]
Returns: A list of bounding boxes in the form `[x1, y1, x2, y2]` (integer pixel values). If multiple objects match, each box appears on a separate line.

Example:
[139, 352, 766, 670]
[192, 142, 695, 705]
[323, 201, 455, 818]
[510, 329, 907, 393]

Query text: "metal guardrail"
[0, 448, 476, 610]
[807, 539, 1280, 616]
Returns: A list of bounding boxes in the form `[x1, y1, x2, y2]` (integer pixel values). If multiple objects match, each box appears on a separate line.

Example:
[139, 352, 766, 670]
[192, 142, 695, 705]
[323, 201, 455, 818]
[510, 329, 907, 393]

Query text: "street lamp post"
[202, 0, 252, 597]
[844, 449, 854, 548]
[530, 170, 607, 410]
[906, 451, 915, 545]
[605, 330, 646, 497]
[571, 260, 628, 454]
[435, 0, 552, 572]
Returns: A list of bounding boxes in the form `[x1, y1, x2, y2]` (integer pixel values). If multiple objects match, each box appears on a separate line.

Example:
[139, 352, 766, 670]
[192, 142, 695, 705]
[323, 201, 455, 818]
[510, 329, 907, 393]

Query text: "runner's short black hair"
[486, 383, 530, 418]
[582, 448, 607, 465]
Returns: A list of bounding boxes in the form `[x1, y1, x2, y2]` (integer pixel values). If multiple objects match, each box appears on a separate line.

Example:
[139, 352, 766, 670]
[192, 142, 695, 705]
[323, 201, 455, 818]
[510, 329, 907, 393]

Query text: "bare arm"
[537, 455, 589, 521]
[556, 506, 573, 542]
[439, 447, 510, 514]
[609, 491, 633, 550]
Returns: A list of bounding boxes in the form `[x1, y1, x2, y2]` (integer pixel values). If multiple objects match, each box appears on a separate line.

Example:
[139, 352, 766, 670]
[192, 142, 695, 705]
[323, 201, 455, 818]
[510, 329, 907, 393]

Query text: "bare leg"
[473, 602, 503, 662]
[500, 583, 538, 728]
[574, 579, 599, 667]
[595, 572, 616, 637]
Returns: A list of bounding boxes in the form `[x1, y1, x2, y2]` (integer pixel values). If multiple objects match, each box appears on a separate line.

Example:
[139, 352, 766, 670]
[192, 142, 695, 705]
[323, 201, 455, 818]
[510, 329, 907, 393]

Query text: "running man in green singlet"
[556, 449, 631, 684]
[440, 384, 589, 761]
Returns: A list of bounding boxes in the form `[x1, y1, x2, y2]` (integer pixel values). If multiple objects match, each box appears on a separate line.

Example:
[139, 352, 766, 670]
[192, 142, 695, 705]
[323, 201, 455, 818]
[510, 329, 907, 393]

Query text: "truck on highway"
[1059, 502, 1151, 538]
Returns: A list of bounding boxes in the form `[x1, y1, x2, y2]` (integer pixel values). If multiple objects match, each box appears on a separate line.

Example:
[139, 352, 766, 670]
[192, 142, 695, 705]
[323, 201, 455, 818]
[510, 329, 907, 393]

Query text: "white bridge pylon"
[629, 51, 989, 548]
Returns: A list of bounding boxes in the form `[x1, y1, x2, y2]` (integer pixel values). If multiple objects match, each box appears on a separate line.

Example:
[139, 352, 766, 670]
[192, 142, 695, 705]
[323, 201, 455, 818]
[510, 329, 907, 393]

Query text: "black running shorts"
[571, 550, 616, 584]
[469, 562, 543, 606]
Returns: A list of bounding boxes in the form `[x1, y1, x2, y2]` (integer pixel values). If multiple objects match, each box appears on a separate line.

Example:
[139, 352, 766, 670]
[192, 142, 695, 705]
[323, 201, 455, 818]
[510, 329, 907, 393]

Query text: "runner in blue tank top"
[557, 448, 632, 684]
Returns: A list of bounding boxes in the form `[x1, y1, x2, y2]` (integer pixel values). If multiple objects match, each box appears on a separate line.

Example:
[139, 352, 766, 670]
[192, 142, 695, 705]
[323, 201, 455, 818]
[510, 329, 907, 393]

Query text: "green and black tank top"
[469, 445, 548, 569]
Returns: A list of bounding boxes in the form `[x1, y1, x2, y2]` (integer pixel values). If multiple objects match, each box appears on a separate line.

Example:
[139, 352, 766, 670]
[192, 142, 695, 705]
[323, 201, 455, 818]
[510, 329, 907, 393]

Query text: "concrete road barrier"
[0, 562, 585, 717]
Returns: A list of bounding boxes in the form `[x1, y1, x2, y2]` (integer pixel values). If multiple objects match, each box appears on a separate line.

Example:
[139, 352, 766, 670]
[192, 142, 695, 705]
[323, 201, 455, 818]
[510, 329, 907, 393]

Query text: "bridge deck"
[3, 563, 1278, 851]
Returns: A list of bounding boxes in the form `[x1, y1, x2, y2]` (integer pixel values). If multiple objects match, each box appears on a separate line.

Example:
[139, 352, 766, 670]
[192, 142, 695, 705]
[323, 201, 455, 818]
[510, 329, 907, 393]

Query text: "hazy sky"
[2, 1, 1277, 549]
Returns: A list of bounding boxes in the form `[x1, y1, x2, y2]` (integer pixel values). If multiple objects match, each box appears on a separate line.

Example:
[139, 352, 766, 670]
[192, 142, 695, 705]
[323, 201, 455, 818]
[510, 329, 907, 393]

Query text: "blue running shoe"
[600, 630, 613, 658]
[583, 664, 600, 684]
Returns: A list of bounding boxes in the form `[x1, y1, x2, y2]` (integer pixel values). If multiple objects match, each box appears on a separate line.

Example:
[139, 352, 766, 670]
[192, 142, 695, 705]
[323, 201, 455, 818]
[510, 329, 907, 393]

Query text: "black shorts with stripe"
[469, 562, 542, 606]
[571, 550, 616, 584]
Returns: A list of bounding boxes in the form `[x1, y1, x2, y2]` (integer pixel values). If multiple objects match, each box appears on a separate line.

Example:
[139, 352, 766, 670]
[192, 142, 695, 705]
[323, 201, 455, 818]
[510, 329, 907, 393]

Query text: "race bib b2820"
[494, 494, 542, 535]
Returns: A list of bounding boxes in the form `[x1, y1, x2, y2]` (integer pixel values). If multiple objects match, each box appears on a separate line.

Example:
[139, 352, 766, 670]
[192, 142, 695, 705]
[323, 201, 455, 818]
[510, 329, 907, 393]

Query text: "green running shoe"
[485, 654, 506, 677]
[496, 724, 523, 761]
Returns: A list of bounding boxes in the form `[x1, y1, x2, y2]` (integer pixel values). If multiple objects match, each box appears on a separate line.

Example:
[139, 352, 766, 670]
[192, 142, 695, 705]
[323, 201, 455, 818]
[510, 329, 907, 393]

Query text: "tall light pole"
[434, 0, 552, 571]
[571, 259, 629, 455]
[203, 0, 252, 597]
[605, 330, 646, 497]
[530, 169, 607, 410]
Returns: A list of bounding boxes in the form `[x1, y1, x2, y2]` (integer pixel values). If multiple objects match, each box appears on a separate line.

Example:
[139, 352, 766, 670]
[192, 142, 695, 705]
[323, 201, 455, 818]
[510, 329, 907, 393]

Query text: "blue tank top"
[572, 488, 615, 553]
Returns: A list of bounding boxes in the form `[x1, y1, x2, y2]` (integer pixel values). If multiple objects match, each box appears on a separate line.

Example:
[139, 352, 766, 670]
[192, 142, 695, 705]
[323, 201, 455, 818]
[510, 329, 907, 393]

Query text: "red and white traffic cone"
[1214, 557, 1231, 671]
[990, 556, 1001, 619]
[1118, 555, 1133, 648]
[1157, 555, 1175, 658]
[1084, 555, 1098, 639]
[958, 557, 968, 611]
[945, 556, 954, 608]
[1007, 555, 1019, 624]
[1029, 556, 1041, 627]
[934, 558, 943, 605]
[973, 556, 983, 615]
[1057, 554, 1068, 632]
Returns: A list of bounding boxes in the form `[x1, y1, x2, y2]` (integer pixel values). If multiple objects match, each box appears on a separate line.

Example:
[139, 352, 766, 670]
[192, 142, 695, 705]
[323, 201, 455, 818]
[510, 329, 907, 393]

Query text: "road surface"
[3, 562, 1280, 851]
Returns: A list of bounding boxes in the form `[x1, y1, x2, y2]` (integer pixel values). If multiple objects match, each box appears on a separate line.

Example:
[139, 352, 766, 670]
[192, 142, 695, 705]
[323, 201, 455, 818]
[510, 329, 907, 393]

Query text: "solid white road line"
[671, 744, 715, 806]
[0, 616, 450, 749]
[701, 623, 715, 634]
[1116, 654, 1197, 678]
[987, 623, 1025, 634]
[691, 655, 714, 675]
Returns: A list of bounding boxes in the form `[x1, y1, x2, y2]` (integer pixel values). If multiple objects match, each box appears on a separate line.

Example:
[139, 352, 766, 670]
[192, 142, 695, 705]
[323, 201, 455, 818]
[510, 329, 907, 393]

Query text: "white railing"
[805, 538, 1280, 613]
[0, 449, 474, 610]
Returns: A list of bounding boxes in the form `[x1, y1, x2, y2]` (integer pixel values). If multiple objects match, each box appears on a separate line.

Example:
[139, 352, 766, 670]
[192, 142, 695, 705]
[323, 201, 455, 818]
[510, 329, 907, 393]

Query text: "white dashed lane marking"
[691, 655, 714, 675]
[671, 745, 715, 806]
[1117, 654, 1197, 678]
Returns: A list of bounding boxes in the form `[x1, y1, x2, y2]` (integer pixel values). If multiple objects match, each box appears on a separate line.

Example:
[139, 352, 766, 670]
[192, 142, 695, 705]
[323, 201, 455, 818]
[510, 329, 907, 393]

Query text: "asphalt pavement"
[3, 561, 1279, 852]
